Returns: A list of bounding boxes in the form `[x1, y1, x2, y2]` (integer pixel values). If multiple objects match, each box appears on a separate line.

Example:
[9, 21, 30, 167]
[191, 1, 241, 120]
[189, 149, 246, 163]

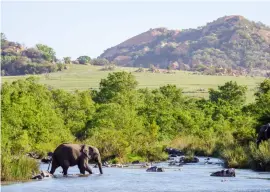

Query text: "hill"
[0, 33, 67, 76]
[99, 15, 270, 74]
[2, 64, 265, 103]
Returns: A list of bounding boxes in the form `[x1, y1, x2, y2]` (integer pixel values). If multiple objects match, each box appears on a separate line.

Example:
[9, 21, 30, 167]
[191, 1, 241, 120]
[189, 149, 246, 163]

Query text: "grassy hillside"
[100, 15, 270, 73]
[2, 64, 265, 102]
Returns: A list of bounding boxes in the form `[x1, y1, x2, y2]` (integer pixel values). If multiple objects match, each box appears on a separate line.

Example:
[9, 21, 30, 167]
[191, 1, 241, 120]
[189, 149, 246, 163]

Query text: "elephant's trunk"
[97, 156, 103, 174]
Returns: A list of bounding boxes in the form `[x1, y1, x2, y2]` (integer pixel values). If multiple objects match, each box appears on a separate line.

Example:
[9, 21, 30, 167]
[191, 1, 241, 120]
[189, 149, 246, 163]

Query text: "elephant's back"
[53, 143, 82, 164]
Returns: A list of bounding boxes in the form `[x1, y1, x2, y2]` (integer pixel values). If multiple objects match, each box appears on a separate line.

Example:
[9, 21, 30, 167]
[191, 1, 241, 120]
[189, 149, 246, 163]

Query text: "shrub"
[221, 145, 249, 168]
[1, 155, 39, 181]
[249, 140, 270, 171]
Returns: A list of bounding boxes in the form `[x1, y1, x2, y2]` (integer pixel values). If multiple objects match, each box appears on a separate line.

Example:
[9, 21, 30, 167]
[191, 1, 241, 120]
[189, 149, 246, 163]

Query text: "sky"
[1, 1, 270, 59]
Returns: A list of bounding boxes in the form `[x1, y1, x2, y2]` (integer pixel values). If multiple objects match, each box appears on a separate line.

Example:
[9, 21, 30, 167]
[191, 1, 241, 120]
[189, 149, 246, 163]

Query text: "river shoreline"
[2, 156, 270, 186]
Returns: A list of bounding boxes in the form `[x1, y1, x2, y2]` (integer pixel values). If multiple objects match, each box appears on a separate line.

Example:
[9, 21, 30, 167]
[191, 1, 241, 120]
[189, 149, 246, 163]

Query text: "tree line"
[1, 33, 114, 76]
[1, 72, 270, 181]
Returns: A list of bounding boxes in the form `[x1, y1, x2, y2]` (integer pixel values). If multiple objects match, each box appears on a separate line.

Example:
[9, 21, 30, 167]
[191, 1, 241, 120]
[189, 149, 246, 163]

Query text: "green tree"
[94, 72, 138, 103]
[92, 58, 109, 66]
[1, 77, 73, 155]
[209, 81, 247, 106]
[77, 56, 91, 64]
[63, 57, 71, 64]
[36, 44, 56, 62]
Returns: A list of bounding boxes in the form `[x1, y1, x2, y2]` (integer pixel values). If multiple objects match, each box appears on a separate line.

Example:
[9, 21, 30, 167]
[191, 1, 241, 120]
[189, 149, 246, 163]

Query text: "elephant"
[256, 123, 270, 146]
[48, 143, 103, 176]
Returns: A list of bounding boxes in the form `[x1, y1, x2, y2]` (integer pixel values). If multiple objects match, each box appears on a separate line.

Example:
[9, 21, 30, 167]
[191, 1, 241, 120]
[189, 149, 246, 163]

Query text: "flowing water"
[2, 157, 270, 192]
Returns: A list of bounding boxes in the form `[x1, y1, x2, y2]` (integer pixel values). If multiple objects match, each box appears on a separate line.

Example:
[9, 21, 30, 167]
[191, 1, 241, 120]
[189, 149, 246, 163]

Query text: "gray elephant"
[256, 123, 270, 146]
[48, 143, 103, 176]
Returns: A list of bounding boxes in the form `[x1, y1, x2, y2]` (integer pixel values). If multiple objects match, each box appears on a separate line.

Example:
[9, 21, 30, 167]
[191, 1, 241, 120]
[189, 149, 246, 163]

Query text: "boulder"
[146, 166, 165, 172]
[32, 170, 52, 180]
[179, 156, 199, 163]
[132, 160, 140, 164]
[41, 156, 52, 163]
[165, 147, 184, 156]
[210, 169, 236, 177]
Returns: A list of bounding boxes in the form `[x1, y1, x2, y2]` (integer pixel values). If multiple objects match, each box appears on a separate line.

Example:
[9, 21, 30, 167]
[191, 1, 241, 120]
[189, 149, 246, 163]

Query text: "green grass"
[1, 155, 39, 181]
[1, 64, 266, 102]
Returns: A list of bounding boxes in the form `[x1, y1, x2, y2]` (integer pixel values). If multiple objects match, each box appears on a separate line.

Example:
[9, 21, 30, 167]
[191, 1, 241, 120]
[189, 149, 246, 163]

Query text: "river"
[2, 157, 270, 192]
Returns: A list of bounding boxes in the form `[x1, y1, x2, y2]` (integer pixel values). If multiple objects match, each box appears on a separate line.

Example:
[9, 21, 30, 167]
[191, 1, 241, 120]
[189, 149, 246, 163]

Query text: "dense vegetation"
[100, 15, 270, 73]
[1, 72, 270, 181]
[1, 33, 67, 76]
[0, 33, 115, 76]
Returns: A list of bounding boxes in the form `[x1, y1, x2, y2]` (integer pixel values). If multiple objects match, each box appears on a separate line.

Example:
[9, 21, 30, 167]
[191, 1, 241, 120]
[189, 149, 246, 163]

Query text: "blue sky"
[1, 1, 270, 59]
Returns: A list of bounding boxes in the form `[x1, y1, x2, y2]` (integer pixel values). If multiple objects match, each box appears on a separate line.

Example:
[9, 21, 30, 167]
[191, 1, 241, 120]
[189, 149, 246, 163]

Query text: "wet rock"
[132, 160, 140, 164]
[210, 168, 236, 177]
[146, 166, 165, 172]
[179, 156, 199, 163]
[27, 152, 41, 159]
[41, 156, 52, 164]
[165, 147, 184, 156]
[32, 170, 52, 180]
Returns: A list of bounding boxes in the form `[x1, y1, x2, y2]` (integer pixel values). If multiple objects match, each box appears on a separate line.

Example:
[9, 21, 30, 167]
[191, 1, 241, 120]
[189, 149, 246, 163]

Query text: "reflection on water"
[2, 157, 270, 192]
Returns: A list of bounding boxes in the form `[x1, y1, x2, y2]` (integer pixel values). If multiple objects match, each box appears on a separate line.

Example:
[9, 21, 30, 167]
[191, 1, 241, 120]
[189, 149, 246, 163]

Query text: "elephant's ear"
[81, 145, 90, 159]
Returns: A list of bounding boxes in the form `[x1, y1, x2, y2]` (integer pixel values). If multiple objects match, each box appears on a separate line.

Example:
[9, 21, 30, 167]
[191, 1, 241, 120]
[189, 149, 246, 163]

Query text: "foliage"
[249, 140, 270, 171]
[76, 56, 91, 64]
[209, 81, 247, 106]
[221, 145, 249, 168]
[63, 57, 71, 64]
[2, 71, 270, 181]
[1, 34, 66, 76]
[92, 58, 110, 66]
[93, 71, 138, 103]
[36, 44, 56, 62]
[1, 155, 39, 181]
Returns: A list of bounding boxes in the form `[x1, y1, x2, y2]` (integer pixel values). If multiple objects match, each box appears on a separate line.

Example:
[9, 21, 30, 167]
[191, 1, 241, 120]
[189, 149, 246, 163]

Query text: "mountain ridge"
[99, 15, 270, 72]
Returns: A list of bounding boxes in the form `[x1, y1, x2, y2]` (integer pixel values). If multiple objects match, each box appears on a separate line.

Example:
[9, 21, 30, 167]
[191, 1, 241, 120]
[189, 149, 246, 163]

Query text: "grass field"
[1, 64, 266, 103]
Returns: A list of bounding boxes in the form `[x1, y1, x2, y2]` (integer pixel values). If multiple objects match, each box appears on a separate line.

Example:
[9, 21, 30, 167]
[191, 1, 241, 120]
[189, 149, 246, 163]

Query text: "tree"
[22, 48, 43, 59]
[36, 44, 56, 62]
[209, 81, 247, 106]
[1, 33, 7, 41]
[249, 79, 270, 124]
[63, 57, 71, 64]
[92, 58, 110, 66]
[76, 56, 91, 64]
[94, 72, 138, 103]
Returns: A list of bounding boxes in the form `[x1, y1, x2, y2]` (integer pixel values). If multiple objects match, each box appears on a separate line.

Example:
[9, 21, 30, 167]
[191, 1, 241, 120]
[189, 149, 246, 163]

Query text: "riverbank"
[2, 157, 270, 192]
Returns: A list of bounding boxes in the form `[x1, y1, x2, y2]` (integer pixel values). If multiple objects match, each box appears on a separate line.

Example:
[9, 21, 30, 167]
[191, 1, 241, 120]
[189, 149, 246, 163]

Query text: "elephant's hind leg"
[50, 159, 60, 175]
[62, 166, 69, 176]
[62, 160, 70, 176]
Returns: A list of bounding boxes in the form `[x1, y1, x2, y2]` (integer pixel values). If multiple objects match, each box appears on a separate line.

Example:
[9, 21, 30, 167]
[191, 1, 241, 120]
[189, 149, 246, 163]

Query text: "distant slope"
[99, 15, 270, 72]
[1, 33, 65, 76]
[1, 64, 264, 103]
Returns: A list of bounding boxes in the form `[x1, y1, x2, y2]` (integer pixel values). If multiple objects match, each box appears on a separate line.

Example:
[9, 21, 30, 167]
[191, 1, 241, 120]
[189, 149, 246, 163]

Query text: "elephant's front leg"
[85, 165, 93, 174]
[79, 158, 92, 174]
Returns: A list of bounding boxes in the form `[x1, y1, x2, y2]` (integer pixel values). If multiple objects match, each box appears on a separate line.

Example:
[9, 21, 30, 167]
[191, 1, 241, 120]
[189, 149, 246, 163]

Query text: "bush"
[1, 155, 39, 181]
[249, 140, 270, 171]
[221, 145, 249, 168]
[170, 134, 217, 156]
